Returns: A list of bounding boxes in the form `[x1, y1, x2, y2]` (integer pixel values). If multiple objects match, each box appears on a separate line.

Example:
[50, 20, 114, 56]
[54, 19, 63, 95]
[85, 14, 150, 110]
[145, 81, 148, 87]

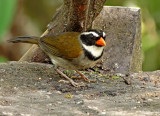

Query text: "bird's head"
[80, 29, 106, 47]
[79, 29, 106, 60]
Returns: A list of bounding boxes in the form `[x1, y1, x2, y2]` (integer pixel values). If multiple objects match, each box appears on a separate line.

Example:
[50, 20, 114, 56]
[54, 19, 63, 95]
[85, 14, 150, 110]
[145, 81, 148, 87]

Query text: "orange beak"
[96, 37, 106, 46]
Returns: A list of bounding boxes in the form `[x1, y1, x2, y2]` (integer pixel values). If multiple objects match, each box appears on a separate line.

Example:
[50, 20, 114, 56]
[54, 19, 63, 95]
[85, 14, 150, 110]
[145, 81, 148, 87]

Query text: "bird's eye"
[89, 34, 94, 38]
[88, 34, 97, 40]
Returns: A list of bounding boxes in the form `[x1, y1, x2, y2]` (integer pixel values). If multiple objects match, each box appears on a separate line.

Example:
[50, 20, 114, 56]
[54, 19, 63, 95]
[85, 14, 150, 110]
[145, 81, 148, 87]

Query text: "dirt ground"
[0, 62, 160, 116]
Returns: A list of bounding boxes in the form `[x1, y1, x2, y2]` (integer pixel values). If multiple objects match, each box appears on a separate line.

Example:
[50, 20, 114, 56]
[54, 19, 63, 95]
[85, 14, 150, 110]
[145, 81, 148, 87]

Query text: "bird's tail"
[8, 36, 39, 44]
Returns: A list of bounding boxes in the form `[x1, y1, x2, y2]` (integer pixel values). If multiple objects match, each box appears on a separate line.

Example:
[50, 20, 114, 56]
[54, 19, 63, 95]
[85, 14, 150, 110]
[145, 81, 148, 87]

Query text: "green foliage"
[0, 0, 17, 63]
[137, 0, 160, 71]
[137, 0, 160, 29]
[0, 0, 17, 43]
[0, 56, 8, 62]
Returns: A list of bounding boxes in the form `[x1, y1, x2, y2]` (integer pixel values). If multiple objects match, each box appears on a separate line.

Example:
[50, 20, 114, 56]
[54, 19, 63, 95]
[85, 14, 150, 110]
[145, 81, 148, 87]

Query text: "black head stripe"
[88, 29, 106, 39]
[80, 34, 95, 46]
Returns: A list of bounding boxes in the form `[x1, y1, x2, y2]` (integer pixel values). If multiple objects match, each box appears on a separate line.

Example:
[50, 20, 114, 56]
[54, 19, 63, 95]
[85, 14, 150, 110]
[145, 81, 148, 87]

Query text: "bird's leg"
[75, 70, 89, 81]
[56, 69, 85, 87]
[75, 70, 96, 82]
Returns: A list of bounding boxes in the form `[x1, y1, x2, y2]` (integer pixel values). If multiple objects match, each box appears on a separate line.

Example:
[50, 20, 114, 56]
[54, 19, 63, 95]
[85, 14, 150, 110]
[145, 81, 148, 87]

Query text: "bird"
[8, 29, 106, 87]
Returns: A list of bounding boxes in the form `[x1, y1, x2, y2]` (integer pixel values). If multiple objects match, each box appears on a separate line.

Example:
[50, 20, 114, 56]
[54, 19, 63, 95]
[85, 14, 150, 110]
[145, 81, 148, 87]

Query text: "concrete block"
[93, 6, 142, 73]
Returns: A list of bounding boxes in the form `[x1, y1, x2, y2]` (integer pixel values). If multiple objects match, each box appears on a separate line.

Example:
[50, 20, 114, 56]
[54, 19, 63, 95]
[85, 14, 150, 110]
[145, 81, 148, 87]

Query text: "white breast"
[82, 44, 104, 58]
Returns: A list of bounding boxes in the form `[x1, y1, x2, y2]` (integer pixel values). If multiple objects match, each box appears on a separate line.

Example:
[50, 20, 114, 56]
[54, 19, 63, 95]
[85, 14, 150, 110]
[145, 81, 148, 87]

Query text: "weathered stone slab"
[0, 62, 159, 115]
[93, 6, 142, 74]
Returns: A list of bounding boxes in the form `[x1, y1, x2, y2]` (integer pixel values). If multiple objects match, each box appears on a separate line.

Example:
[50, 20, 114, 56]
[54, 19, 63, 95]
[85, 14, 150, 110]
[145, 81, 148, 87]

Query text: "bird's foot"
[75, 70, 96, 83]
[68, 80, 85, 87]
[56, 69, 85, 87]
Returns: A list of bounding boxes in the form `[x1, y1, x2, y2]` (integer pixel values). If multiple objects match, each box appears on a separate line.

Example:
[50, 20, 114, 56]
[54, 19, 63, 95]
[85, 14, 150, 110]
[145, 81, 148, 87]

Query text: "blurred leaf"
[105, 0, 126, 6]
[143, 44, 160, 71]
[23, 0, 62, 31]
[0, 56, 8, 63]
[0, 0, 17, 42]
[136, 0, 160, 29]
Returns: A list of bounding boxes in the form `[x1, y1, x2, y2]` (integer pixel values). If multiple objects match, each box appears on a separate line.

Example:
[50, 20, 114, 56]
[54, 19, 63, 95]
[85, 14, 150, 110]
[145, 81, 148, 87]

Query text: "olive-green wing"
[39, 32, 83, 59]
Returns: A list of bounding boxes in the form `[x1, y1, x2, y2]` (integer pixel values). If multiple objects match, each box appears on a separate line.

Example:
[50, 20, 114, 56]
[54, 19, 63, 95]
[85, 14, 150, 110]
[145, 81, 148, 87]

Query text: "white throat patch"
[82, 44, 104, 58]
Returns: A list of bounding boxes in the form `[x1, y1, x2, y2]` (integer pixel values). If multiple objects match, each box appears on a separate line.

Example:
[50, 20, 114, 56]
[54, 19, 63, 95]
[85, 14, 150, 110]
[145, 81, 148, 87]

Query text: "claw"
[70, 81, 85, 87]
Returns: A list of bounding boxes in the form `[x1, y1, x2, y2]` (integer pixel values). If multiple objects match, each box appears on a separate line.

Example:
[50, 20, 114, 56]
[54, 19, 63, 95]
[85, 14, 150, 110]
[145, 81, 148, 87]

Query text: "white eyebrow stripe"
[103, 32, 106, 37]
[82, 32, 99, 37]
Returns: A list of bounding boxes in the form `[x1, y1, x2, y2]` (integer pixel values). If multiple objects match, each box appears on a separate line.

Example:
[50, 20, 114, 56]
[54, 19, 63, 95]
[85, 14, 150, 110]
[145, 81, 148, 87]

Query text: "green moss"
[112, 76, 120, 79]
